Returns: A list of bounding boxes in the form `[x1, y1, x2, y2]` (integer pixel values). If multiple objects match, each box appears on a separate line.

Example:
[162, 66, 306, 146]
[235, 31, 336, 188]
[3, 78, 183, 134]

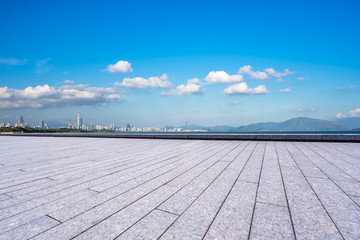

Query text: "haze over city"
[1, 1, 359, 128]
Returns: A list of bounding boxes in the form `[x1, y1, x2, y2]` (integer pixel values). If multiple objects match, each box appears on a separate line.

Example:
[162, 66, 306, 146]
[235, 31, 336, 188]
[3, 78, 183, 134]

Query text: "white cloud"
[238, 65, 269, 80]
[205, 71, 243, 84]
[335, 108, 360, 118]
[161, 78, 203, 97]
[223, 82, 268, 95]
[297, 77, 305, 81]
[105, 60, 132, 73]
[187, 78, 203, 85]
[115, 74, 171, 88]
[265, 68, 294, 78]
[232, 100, 240, 105]
[0, 57, 27, 65]
[238, 65, 294, 80]
[63, 80, 74, 84]
[296, 108, 303, 112]
[0, 84, 122, 109]
[279, 88, 292, 93]
[276, 78, 284, 82]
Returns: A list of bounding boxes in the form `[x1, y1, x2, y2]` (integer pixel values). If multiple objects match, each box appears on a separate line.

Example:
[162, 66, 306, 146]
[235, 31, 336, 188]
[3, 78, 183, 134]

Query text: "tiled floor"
[0, 136, 359, 239]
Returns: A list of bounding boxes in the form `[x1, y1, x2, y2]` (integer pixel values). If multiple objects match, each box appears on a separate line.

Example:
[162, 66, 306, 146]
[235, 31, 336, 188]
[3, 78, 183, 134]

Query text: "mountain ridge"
[178, 117, 355, 132]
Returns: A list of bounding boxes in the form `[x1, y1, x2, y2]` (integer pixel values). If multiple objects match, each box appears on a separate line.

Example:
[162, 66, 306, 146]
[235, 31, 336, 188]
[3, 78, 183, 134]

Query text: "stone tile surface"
[0, 136, 358, 240]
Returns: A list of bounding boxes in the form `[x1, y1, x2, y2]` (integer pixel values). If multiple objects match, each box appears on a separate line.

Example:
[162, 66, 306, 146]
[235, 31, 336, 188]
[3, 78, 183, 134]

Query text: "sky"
[0, 0, 359, 128]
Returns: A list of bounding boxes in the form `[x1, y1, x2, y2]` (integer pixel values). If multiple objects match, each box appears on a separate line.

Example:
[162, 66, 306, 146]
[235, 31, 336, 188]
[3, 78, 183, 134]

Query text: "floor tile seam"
[284, 142, 345, 240]
[247, 141, 266, 240]
[274, 142, 297, 240]
[201, 141, 259, 240]
[0, 177, 52, 192]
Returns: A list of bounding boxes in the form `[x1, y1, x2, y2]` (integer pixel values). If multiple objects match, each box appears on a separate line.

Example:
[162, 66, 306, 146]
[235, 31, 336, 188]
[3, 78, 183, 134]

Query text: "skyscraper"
[40, 120, 45, 129]
[77, 112, 81, 129]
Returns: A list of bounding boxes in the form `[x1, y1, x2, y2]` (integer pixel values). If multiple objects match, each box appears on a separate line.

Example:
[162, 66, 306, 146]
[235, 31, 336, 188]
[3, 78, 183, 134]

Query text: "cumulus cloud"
[63, 80, 74, 84]
[265, 68, 294, 78]
[205, 71, 243, 84]
[223, 83, 268, 95]
[276, 78, 284, 82]
[238, 65, 294, 80]
[161, 78, 203, 97]
[0, 57, 27, 65]
[105, 60, 132, 73]
[238, 65, 269, 80]
[0, 84, 122, 109]
[115, 74, 171, 88]
[297, 77, 305, 81]
[335, 108, 360, 118]
[279, 88, 292, 93]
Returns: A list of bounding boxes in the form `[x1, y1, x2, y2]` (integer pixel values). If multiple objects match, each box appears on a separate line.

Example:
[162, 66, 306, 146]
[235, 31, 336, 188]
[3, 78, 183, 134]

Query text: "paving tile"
[304, 142, 360, 182]
[284, 142, 327, 179]
[158, 161, 230, 215]
[73, 185, 179, 240]
[256, 142, 287, 206]
[204, 181, 257, 240]
[115, 209, 178, 240]
[0, 194, 10, 202]
[276, 142, 342, 240]
[0, 215, 59, 240]
[0, 189, 95, 234]
[0, 137, 359, 240]
[249, 202, 295, 240]
[159, 142, 257, 240]
[296, 143, 360, 196]
[307, 177, 360, 240]
[238, 142, 265, 183]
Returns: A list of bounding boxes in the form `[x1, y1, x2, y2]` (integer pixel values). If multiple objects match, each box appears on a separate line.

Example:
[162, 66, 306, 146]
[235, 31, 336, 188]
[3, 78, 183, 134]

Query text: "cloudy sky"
[0, 0, 359, 127]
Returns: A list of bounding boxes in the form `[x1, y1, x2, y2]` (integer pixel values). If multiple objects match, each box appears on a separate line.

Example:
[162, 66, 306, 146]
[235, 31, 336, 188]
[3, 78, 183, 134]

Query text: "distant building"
[77, 112, 81, 129]
[40, 120, 45, 129]
[68, 120, 72, 129]
[18, 115, 24, 125]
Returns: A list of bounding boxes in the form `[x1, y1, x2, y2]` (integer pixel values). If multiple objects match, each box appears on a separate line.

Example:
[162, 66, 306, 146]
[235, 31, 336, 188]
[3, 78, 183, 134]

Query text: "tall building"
[18, 115, 24, 124]
[40, 120, 45, 129]
[77, 112, 82, 129]
[68, 120, 72, 129]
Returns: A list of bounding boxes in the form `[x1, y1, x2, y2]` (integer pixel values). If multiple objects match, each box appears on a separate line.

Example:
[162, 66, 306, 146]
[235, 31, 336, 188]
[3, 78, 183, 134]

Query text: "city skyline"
[1, 1, 360, 127]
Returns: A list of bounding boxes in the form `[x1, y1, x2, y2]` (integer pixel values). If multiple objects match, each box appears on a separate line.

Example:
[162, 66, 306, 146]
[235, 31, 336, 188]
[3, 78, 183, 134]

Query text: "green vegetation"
[0, 127, 114, 133]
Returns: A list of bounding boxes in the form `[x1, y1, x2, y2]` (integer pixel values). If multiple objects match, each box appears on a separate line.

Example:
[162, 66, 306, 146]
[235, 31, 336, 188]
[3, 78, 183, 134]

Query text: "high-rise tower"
[77, 112, 81, 129]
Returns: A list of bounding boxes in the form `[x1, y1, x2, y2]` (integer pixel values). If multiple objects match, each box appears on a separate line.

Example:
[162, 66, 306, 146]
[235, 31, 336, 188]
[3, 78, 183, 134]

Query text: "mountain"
[236, 117, 351, 132]
[168, 117, 353, 132]
[335, 117, 360, 129]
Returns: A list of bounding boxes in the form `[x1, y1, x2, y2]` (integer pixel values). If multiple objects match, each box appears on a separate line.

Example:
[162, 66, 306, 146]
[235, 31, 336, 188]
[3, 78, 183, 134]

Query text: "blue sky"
[0, 0, 359, 127]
